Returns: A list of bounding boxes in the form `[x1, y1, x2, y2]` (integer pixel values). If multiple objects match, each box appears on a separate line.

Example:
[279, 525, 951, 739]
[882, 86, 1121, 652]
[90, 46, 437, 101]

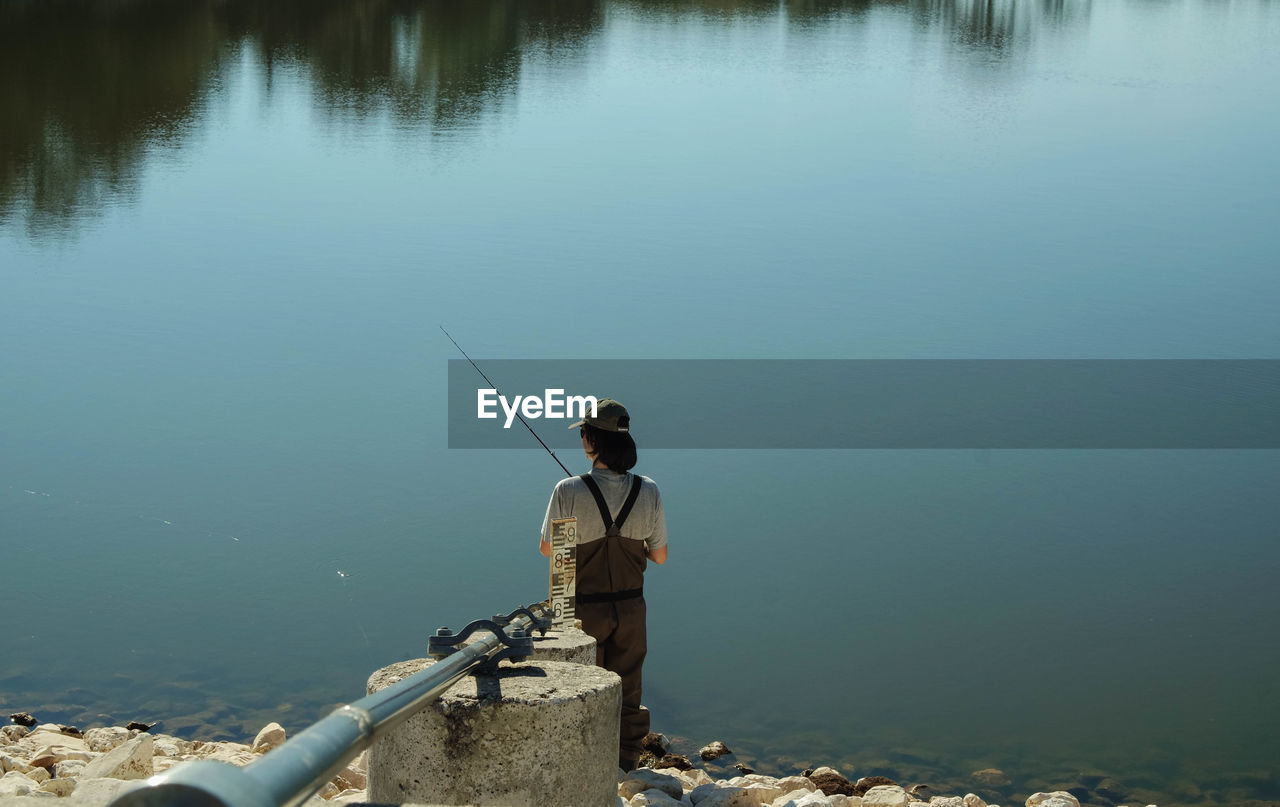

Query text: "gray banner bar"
[447, 360, 1280, 449]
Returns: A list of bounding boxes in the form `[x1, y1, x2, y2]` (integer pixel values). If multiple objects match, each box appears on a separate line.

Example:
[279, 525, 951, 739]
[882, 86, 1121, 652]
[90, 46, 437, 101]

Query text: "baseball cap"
[568, 398, 630, 432]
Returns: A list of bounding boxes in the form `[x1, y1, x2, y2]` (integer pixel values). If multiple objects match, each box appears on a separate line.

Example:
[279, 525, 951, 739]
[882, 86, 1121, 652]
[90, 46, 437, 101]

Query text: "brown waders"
[575, 473, 650, 771]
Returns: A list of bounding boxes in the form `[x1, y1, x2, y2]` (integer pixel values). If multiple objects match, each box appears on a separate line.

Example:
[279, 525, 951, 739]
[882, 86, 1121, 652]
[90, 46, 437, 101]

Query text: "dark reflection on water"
[0, 0, 1093, 235]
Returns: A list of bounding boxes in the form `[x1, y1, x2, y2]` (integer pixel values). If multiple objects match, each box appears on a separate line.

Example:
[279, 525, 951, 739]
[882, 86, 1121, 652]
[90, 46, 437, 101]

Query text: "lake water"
[2, 1, 1278, 805]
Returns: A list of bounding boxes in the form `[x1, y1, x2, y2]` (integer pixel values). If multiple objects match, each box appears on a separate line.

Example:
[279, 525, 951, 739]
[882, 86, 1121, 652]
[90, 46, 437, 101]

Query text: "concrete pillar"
[530, 626, 595, 664]
[366, 658, 621, 807]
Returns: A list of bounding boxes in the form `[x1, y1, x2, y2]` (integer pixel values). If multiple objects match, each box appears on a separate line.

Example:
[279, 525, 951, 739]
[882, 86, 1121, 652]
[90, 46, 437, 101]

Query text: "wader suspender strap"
[577, 474, 645, 604]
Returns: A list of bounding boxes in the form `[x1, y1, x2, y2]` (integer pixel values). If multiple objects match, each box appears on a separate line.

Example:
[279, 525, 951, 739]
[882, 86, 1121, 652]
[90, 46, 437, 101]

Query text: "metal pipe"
[110, 606, 542, 807]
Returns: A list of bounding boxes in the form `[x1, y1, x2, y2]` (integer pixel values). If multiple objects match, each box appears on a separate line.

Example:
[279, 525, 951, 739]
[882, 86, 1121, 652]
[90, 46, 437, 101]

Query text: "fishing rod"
[441, 326, 573, 478]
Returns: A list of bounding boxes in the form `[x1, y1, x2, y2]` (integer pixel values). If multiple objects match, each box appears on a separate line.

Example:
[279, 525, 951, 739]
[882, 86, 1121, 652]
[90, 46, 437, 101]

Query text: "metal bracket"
[492, 605, 553, 636]
[428, 620, 533, 673]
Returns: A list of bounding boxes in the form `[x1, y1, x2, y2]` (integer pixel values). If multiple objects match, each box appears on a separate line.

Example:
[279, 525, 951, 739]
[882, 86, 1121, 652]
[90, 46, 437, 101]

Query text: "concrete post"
[530, 626, 595, 664]
[366, 658, 621, 807]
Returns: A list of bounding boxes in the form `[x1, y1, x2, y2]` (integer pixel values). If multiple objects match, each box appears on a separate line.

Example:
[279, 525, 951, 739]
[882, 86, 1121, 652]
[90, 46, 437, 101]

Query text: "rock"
[84, 727, 133, 753]
[333, 764, 367, 791]
[779, 776, 816, 793]
[908, 786, 935, 801]
[40, 778, 76, 797]
[1025, 793, 1080, 807]
[54, 759, 87, 779]
[0, 771, 37, 797]
[701, 741, 732, 761]
[57, 726, 82, 738]
[776, 789, 816, 806]
[972, 770, 1010, 788]
[125, 722, 156, 733]
[1, 754, 31, 774]
[930, 798, 964, 807]
[622, 769, 685, 800]
[830, 797, 861, 807]
[697, 788, 759, 807]
[792, 793, 837, 807]
[1095, 779, 1126, 801]
[28, 744, 94, 770]
[1, 725, 30, 742]
[79, 734, 153, 780]
[658, 754, 695, 771]
[25, 766, 51, 783]
[863, 786, 911, 807]
[73, 777, 147, 803]
[810, 770, 857, 797]
[632, 789, 687, 807]
[252, 722, 287, 753]
[964, 795, 988, 807]
[9, 714, 38, 728]
[152, 736, 187, 757]
[688, 769, 717, 788]
[735, 763, 757, 774]
[855, 778, 900, 797]
[643, 733, 673, 755]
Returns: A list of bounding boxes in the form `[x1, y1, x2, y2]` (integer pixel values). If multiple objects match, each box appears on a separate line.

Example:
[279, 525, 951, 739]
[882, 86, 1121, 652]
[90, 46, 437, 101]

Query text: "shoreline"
[2, 717, 1167, 807]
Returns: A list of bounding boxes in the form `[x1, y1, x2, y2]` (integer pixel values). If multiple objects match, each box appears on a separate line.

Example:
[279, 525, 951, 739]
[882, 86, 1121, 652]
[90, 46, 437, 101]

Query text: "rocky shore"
[1, 715, 1165, 807]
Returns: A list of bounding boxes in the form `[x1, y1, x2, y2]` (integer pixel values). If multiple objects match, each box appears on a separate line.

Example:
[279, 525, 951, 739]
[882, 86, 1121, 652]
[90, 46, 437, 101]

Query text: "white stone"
[1025, 793, 1079, 807]
[779, 777, 816, 793]
[53, 759, 87, 778]
[152, 736, 186, 757]
[622, 770, 685, 800]
[931, 799, 964, 807]
[40, 778, 76, 797]
[832, 797, 861, 807]
[775, 790, 814, 807]
[633, 789, 687, 807]
[864, 786, 911, 807]
[910, 802, 929, 807]
[965, 795, 988, 807]
[78, 734, 153, 780]
[252, 722, 287, 753]
[0, 771, 36, 797]
[1, 727, 30, 743]
[84, 727, 132, 753]
[25, 766, 51, 784]
[697, 788, 761, 807]
[27, 744, 94, 770]
[1, 754, 31, 774]
[812, 767, 843, 778]
[73, 777, 147, 804]
[793, 792, 836, 807]
[688, 769, 717, 788]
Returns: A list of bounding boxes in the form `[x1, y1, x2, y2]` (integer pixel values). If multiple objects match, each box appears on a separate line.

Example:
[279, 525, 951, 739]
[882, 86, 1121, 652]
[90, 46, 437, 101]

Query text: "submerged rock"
[701, 741, 732, 761]
[126, 721, 157, 733]
[971, 769, 1010, 788]
[8, 714, 38, 728]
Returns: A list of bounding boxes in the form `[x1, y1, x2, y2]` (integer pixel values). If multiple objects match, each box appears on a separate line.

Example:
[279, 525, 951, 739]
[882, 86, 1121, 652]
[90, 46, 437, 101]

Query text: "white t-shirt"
[540, 468, 667, 552]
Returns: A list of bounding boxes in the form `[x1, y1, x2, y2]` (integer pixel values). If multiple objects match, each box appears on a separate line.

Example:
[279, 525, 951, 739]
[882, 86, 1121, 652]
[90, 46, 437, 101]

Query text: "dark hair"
[582, 423, 637, 472]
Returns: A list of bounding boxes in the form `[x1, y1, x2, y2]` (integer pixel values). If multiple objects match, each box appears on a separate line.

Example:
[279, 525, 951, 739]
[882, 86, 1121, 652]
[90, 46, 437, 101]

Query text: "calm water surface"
[2, 2, 1279, 805]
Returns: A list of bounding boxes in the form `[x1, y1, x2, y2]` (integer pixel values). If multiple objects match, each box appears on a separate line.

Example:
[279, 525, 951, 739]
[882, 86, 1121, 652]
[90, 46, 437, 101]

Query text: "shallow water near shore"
[2, 1, 1279, 806]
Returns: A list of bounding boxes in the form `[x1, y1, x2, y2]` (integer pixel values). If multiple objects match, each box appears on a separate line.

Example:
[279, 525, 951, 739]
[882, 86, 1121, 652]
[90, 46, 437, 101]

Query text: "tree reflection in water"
[0, 0, 1088, 234]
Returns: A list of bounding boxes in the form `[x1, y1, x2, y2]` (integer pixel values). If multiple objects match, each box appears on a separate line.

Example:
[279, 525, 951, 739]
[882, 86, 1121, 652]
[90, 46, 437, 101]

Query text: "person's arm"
[647, 545, 667, 564]
[539, 536, 552, 557]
